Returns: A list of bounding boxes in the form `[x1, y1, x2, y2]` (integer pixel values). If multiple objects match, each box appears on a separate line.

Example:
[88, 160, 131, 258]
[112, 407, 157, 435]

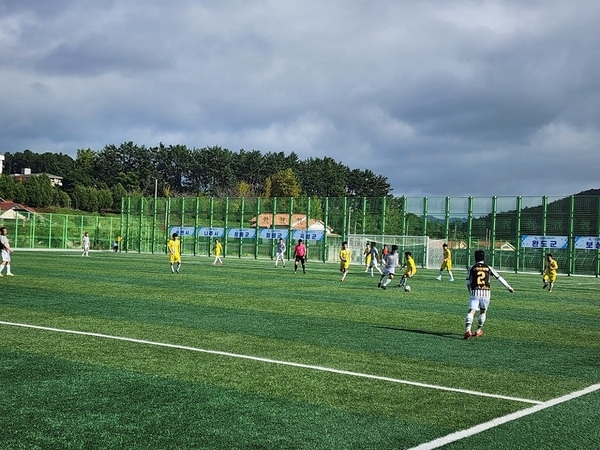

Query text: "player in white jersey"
[82, 232, 91, 256]
[275, 238, 286, 268]
[367, 242, 383, 277]
[0, 227, 15, 276]
[464, 250, 514, 339]
[377, 245, 399, 290]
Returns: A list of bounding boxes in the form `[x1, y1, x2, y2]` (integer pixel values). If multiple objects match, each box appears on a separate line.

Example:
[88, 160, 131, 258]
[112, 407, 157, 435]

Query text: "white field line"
[409, 383, 600, 450]
[1, 320, 541, 405]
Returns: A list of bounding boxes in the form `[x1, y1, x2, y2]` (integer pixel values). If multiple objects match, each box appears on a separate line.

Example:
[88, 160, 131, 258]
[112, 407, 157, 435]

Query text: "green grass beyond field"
[1, 251, 599, 449]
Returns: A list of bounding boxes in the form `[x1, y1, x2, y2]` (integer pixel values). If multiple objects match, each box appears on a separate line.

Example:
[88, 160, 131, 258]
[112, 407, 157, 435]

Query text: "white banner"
[574, 236, 600, 250]
[520, 235, 568, 249]
[197, 227, 225, 238]
[259, 229, 289, 239]
[169, 226, 196, 237]
[292, 230, 324, 241]
[228, 228, 256, 239]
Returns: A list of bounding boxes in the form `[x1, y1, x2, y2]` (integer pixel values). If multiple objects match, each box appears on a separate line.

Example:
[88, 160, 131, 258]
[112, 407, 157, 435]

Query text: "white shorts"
[469, 294, 490, 311]
[276, 251, 284, 260]
[1, 249, 10, 262]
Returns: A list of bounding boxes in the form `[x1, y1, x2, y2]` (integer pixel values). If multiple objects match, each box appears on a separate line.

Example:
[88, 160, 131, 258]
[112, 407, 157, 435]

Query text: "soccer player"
[436, 243, 454, 281]
[0, 226, 15, 277]
[293, 239, 307, 274]
[212, 239, 223, 265]
[368, 242, 383, 277]
[542, 253, 558, 292]
[363, 242, 371, 272]
[168, 232, 181, 273]
[464, 250, 514, 339]
[82, 232, 91, 257]
[397, 251, 417, 288]
[339, 241, 351, 281]
[378, 244, 399, 289]
[275, 237, 286, 268]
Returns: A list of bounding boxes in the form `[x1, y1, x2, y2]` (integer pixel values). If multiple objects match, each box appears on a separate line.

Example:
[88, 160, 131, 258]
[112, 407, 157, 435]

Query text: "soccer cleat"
[0, 274, 3, 277]
[449, 278, 454, 282]
[542, 283, 548, 289]
[474, 329, 483, 338]
[436, 275, 442, 281]
[381, 285, 386, 290]
[6, 273, 14, 276]
[377, 282, 381, 287]
[464, 331, 472, 340]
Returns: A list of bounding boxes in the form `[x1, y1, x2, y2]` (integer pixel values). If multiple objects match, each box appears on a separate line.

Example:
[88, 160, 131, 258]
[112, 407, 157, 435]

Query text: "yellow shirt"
[340, 248, 351, 270]
[168, 238, 181, 263]
[405, 256, 416, 276]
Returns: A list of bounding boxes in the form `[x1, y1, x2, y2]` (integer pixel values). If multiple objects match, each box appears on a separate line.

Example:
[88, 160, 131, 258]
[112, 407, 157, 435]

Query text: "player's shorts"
[276, 251, 284, 260]
[170, 254, 181, 264]
[1, 249, 10, 262]
[404, 268, 416, 277]
[544, 272, 557, 282]
[368, 260, 379, 268]
[383, 269, 395, 277]
[340, 260, 350, 271]
[295, 255, 306, 264]
[440, 260, 452, 271]
[469, 293, 490, 311]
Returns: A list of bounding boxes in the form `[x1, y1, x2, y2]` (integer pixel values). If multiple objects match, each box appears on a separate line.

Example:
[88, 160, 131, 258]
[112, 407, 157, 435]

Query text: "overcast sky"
[1, 0, 598, 197]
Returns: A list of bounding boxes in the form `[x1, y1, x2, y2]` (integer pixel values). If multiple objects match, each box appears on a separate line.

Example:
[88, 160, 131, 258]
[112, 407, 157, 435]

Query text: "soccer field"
[1, 251, 599, 449]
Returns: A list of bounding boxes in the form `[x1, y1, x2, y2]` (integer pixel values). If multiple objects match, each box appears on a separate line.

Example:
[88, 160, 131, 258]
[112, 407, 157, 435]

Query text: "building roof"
[0, 200, 38, 220]
[250, 213, 334, 233]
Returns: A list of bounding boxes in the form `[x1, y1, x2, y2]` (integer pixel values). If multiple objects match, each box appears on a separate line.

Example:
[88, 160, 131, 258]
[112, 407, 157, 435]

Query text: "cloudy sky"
[1, 0, 598, 197]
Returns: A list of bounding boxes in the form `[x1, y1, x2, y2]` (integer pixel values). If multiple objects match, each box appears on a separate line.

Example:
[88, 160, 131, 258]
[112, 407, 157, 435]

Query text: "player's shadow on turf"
[376, 326, 462, 339]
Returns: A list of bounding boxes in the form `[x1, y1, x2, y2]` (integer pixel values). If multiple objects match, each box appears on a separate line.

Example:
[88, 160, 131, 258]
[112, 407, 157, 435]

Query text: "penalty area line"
[1, 320, 541, 404]
[408, 383, 600, 450]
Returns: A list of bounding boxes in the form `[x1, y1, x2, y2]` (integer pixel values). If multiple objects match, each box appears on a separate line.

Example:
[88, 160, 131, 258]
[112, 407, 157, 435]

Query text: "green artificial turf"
[1, 251, 598, 449]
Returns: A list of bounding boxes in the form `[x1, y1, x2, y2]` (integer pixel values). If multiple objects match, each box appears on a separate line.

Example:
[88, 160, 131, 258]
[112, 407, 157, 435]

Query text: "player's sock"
[465, 313, 474, 331]
[478, 313, 486, 328]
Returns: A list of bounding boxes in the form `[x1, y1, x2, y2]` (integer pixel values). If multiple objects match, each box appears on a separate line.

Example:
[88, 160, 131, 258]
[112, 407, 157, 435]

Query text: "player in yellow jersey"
[436, 243, 454, 281]
[339, 241, 351, 282]
[168, 232, 181, 273]
[542, 253, 558, 292]
[212, 239, 223, 265]
[397, 251, 416, 288]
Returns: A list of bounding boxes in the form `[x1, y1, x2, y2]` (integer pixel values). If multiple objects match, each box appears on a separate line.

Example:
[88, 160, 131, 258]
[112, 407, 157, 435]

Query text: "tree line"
[0, 143, 392, 212]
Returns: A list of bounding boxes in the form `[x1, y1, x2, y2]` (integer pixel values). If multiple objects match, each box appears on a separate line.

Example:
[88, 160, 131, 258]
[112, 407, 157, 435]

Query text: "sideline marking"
[1, 320, 541, 404]
[409, 383, 600, 450]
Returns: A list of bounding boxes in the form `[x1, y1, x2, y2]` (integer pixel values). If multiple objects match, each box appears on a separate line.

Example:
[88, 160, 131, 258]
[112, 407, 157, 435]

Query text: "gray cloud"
[1, 0, 598, 197]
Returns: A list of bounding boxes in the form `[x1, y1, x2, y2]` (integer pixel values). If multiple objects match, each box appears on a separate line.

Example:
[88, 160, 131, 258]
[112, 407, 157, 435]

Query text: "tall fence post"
[515, 196, 522, 273]
[568, 195, 575, 276]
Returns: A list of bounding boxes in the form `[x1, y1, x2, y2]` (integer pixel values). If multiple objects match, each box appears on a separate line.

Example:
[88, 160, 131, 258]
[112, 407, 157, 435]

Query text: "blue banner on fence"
[292, 230, 325, 241]
[520, 235, 568, 249]
[197, 227, 225, 238]
[574, 236, 600, 250]
[169, 226, 196, 237]
[259, 229, 289, 239]
[228, 228, 256, 239]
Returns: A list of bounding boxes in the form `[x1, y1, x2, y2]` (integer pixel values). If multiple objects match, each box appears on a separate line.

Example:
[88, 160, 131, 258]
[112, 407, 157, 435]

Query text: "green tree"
[24, 175, 54, 207]
[297, 157, 349, 197]
[110, 183, 128, 210]
[155, 143, 191, 194]
[97, 188, 114, 211]
[0, 174, 18, 200]
[267, 169, 302, 198]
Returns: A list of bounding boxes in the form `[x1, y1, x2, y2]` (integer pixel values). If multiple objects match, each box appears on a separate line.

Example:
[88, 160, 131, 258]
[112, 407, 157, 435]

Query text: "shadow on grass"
[376, 326, 463, 340]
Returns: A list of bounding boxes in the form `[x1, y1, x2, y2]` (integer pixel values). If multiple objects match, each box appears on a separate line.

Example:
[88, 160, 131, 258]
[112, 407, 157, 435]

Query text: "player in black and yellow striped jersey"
[464, 250, 514, 339]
